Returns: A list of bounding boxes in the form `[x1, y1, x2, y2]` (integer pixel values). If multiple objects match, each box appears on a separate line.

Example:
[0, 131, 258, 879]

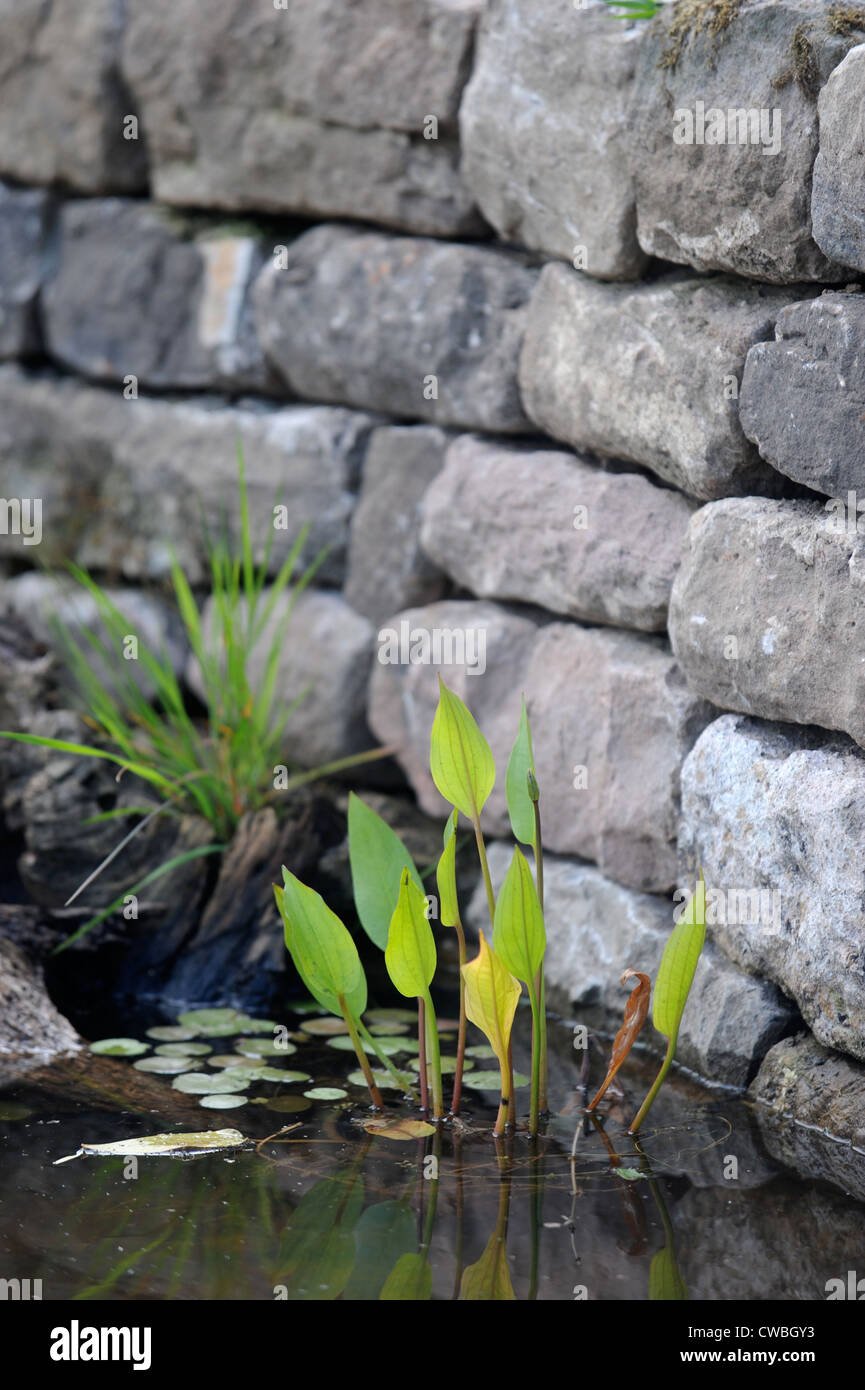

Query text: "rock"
[679, 712, 865, 1061]
[420, 434, 696, 632]
[459, 0, 646, 279]
[0, 0, 148, 193]
[466, 843, 796, 1087]
[0, 366, 373, 584]
[367, 599, 715, 892]
[188, 587, 375, 769]
[122, 0, 482, 236]
[42, 201, 275, 394]
[0, 183, 52, 359]
[0, 572, 188, 701]
[0, 934, 81, 1079]
[749, 1033, 865, 1200]
[812, 42, 865, 273]
[518, 266, 799, 500]
[669, 496, 865, 746]
[0, 612, 56, 731]
[625, 0, 859, 283]
[254, 225, 535, 433]
[345, 425, 451, 626]
[740, 290, 865, 495]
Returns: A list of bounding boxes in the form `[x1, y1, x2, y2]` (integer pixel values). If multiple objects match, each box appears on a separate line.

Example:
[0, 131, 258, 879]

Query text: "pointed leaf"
[379, 1252, 432, 1301]
[348, 792, 423, 949]
[436, 817, 460, 927]
[459, 1230, 516, 1301]
[384, 869, 437, 999]
[429, 679, 495, 820]
[653, 875, 706, 1042]
[587, 969, 651, 1110]
[506, 695, 537, 845]
[492, 846, 545, 985]
[461, 934, 521, 1075]
[275, 872, 366, 1019]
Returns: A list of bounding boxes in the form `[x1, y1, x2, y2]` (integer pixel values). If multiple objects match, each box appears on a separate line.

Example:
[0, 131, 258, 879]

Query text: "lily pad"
[172, 1072, 251, 1095]
[234, 1017, 279, 1034]
[299, 1017, 350, 1037]
[134, 1056, 204, 1075]
[155, 1042, 212, 1057]
[177, 1008, 246, 1031]
[409, 1055, 472, 1076]
[364, 1008, 417, 1026]
[465, 1044, 496, 1059]
[146, 1025, 200, 1042]
[347, 1069, 414, 1092]
[304, 1087, 348, 1101]
[463, 1070, 530, 1090]
[235, 1038, 295, 1058]
[89, 1038, 149, 1057]
[53, 1128, 247, 1164]
[242, 1067, 311, 1083]
[366, 1021, 410, 1036]
[326, 1035, 413, 1057]
[199, 1095, 248, 1110]
[207, 1055, 252, 1069]
[256, 1095, 311, 1114]
[364, 1117, 435, 1141]
[289, 999, 325, 1015]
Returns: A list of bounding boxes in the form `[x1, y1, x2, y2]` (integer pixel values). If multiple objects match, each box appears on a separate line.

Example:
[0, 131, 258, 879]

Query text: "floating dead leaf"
[363, 1117, 435, 1141]
[587, 969, 651, 1112]
[53, 1128, 247, 1164]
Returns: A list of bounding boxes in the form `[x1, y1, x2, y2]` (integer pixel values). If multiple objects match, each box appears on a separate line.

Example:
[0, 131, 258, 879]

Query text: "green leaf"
[384, 868, 437, 1000]
[429, 678, 495, 821]
[348, 792, 423, 949]
[653, 874, 706, 1042]
[505, 695, 536, 845]
[461, 934, 521, 1076]
[435, 813, 460, 927]
[344, 1202, 416, 1301]
[379, 1252, 432, 1301]
[275, 871, 367, 1019]
[277, 1177, 364, 1301]
[492, 846, 546, 986]
[459, 1231, 516, 1301]
[649, 1245, 689, 1301]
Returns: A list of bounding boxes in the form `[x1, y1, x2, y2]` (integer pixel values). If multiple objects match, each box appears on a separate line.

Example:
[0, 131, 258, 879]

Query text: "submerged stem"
[417, 997, 429, 1115]
[629, 1033, 677, 1135]
[424, 991, 444, 1121]
[339, 998, 384, 1109]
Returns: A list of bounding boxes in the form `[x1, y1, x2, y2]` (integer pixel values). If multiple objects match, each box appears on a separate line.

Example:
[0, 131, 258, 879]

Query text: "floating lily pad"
[0, 1102, 31, 1121]
[146, 1025, 200, 1042]
[89, 1038, 149, 1057]
[299, 1017, 350, 1037]
[199, 1095, 248, 1110]
[409, 1055, 472, 1075]
[347, 1069, 414, 1092]
[304, 1087, 347, 1101]
[134, 1056, 204, 1075]
[289, 999, 325, 1016]
[155, 1042, 212, 1057]
[465, 1044, 496, 1059]
[326, 1035, 412, 1057]
[235, 1038, 295, 1058]
[464, 1070, 530, 1090]
[172, 1072, 251, 1095]
[255, 1095, 311, 1114]
[53, 1128, 247, 1164]
[364, 1008, 417, 1026]
[364, 1117, 435, 1141]
[366, 1021, 410, 1036]
[234, 1017, 279, 1034]
[243, 1067, 311, 1083]
[207, 1055, 252, 1069]
[177, 1008, 247, 1031]
[436, 1019, 460, 1032]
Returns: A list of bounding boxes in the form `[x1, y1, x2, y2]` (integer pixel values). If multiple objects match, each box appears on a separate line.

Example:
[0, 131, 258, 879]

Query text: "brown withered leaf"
[586, 968, 651, 1112]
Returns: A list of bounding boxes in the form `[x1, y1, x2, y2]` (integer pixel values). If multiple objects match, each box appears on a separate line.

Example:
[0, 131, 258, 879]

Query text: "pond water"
[2, 984, 865, 1302]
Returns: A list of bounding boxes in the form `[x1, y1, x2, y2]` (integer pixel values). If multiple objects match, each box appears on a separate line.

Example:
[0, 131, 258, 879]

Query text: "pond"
[3, 979, 864, 1302]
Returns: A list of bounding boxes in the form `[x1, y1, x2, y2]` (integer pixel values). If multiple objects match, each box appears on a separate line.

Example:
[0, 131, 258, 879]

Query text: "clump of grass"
[657, 0, 742, 70]
[773, 23, 819, 97]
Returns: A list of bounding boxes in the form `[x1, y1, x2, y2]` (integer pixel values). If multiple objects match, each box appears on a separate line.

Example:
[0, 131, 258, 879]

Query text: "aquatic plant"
[0, 448, 384, 945]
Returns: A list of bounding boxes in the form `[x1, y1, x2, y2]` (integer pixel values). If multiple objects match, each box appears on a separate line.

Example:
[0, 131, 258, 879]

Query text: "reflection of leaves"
[277, 1177, 364, 1301]
[588, 969, 650, 1111]
[649, 1245, 688, 1301]
[380, 1252, 433, 1301]
[460, 1231, 515, 1301]
[344, 1202, 416, 1300]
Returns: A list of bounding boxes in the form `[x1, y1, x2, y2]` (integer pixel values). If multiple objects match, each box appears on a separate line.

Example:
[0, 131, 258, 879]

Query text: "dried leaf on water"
[53, 1128, 247, 1164]
[363, 1117, 435, 1141]
[587, 969, 651, 1112]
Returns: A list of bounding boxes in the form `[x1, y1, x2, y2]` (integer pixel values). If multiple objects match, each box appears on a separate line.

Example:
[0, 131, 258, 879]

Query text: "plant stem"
[424, 991, 444, 1121]
[629, 1033, 676, 1135]
[356, 1018, 416, 1099]
[417, 997, 429, 1114]
[450, 917, 468, 1116]
[528, 980, 541, 1137]
[532, 797, 548, 1113]
[505, 1034, 515, 1133]
[473, 816, 496, 927]
[339, 998, 384, 1109]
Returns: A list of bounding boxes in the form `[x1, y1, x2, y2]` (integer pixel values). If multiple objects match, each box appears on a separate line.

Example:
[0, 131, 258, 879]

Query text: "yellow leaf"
[461, 934, 520, 1074]
[363, 1117, 435, 1141]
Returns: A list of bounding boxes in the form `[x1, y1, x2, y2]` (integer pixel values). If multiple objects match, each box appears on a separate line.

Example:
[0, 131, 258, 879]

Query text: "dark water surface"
[2, 994, 864, 1301]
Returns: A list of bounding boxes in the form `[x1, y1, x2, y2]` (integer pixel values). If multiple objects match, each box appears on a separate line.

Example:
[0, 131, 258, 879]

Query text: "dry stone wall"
[2, 0, 865, 1115]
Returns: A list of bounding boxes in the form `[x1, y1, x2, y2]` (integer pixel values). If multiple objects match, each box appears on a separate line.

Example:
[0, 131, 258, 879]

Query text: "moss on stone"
[826, 4, 865, 35]
[772, 23, 819, 97]
[658, 0, 743, 71]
